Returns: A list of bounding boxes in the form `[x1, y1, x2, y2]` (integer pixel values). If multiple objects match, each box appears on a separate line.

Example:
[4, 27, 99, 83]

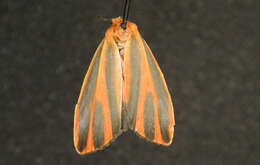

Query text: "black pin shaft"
[121, 0, 131, 29]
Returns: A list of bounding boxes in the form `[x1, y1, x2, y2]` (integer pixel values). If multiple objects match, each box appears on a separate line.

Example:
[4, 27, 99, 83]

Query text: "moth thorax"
[113, 31, 129, 60]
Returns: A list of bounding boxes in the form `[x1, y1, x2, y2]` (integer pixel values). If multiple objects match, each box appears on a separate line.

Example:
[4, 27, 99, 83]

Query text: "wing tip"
[73, 130, 124, 155]
[133, 126, 175, 146]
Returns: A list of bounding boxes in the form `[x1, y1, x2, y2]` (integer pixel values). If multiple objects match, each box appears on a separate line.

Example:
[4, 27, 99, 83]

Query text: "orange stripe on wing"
[85, 102, 95, 153]
[133, 34, 152, 138]
[153, 95, 164, 144]
[73, 104, 80, 152]
[166, 95, 174, 145]
[98, 42, 113, 145]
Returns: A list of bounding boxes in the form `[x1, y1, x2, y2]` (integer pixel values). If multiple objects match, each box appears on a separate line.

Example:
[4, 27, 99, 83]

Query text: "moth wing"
[124, 32, 175, 145]
[74, 39, 122, 154]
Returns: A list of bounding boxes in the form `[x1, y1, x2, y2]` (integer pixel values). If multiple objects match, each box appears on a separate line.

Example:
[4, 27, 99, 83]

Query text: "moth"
[73, 17, 175, 154]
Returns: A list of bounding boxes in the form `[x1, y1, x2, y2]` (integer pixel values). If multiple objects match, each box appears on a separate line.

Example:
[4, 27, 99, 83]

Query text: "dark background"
[2, 0, 259, 164]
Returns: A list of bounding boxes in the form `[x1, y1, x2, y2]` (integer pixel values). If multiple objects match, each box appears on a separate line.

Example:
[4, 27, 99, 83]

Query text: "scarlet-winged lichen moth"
[74, 0, 175, 155]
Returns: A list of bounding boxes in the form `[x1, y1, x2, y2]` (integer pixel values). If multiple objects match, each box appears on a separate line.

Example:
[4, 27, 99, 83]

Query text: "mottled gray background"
[2, 0, 259, 164]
